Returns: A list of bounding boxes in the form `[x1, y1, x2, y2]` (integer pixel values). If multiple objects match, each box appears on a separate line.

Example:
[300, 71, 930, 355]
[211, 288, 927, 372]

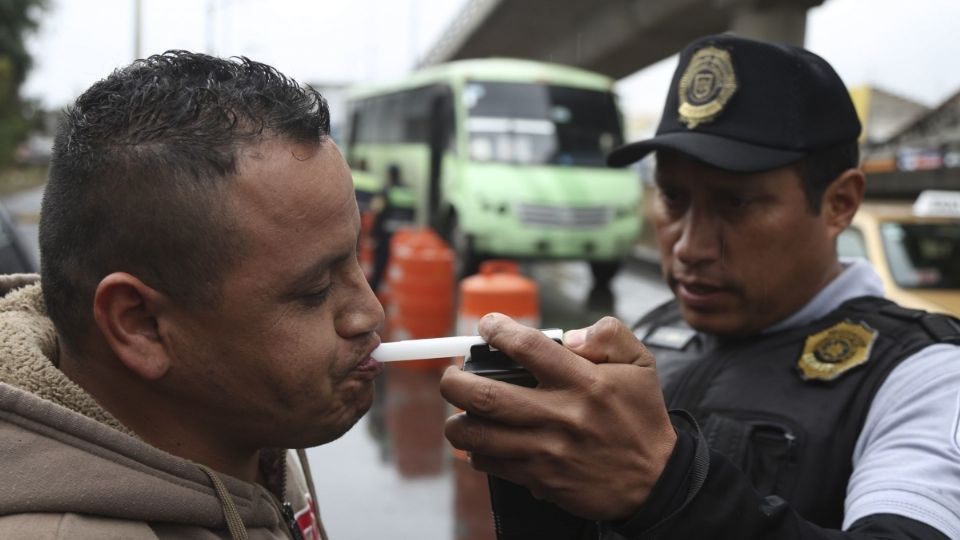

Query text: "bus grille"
[515, 204, 612, 228]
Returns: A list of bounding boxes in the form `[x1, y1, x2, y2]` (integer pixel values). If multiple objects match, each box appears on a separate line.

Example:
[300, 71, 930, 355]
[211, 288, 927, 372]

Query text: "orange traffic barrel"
[457, 260, 540, 336]
[386, 228, 455, 370]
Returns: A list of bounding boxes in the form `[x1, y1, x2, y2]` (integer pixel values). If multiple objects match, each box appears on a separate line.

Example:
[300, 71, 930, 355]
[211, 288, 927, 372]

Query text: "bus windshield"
[881, 222, 960, 289]
[463, 81, 623, 167]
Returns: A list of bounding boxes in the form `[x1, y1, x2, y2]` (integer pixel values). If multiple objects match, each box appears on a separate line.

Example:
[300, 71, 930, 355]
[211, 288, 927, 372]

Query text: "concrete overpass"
[420, 0, 826, 79]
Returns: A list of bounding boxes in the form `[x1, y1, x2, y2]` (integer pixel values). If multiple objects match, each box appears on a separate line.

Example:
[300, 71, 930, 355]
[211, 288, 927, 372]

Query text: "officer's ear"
[821, 168, 865, 237]
[92, 272, 171, 380]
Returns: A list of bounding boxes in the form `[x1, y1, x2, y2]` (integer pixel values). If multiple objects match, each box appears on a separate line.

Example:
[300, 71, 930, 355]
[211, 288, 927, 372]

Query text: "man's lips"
[351, 340, 384, 379]
[680, 281, 724, 294]
[353, 357, 383, 374]
[673, 277, 733, 308]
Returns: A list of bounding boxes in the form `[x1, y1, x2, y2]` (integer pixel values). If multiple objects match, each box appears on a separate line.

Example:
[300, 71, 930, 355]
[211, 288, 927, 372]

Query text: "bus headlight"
[479, 200, 510, 216]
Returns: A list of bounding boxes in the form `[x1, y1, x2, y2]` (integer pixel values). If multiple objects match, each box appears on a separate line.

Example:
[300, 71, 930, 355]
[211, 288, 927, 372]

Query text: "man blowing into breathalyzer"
[0, 52, 385, 539]
[440, 34, 960, 539]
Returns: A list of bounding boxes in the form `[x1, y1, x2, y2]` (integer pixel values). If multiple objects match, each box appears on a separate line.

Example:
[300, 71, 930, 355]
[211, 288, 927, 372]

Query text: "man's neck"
[760, 258, 873, 336]
[58, 343, 262, 482]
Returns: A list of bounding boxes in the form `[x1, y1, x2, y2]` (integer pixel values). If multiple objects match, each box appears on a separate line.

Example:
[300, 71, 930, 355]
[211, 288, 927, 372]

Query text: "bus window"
[354, 97, 381, 144]
[380, 93, 403, 143]
[401, 87, 432, 143]
[464, 81, 623, 167]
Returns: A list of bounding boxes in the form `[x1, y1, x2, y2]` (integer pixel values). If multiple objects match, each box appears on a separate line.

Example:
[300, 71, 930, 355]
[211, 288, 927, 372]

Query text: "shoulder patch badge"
[678, 46, 738, 129]
[645, 326, 697, 350]
[797, 320, 878, 382]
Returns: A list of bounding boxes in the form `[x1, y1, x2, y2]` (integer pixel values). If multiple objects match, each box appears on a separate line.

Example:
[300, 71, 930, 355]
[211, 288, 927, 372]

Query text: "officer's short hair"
[794, 141, 860, 215]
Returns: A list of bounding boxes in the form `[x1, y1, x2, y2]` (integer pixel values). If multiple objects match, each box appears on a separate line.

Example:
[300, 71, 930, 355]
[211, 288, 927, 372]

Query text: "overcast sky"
[23, 0, 960, 121]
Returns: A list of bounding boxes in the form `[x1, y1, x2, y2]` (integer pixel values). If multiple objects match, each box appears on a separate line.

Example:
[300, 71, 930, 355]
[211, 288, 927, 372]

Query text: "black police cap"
[607, 33, 862, 173]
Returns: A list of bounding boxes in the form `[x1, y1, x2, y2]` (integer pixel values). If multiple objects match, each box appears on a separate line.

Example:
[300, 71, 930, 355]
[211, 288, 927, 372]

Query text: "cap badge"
[797, 320, 877, 382]
[678, 46, 738, 129]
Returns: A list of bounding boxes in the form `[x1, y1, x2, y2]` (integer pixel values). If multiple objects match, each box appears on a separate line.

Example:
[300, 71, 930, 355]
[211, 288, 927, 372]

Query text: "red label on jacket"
[296, 494, 320, 540]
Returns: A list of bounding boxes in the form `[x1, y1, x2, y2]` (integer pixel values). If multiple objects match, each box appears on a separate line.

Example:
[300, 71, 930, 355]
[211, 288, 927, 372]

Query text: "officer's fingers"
[445, 412, 555, 459]
[467, 454, 539, 492]
[440, 365, 565, 426]
[476, 312, 592, 386]
[469, 455, 565, 507]
[563, 316, 656, 367]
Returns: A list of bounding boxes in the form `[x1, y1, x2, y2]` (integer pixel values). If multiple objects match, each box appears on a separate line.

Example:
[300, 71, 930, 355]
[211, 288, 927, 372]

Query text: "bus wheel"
[450, 216, 481, 279]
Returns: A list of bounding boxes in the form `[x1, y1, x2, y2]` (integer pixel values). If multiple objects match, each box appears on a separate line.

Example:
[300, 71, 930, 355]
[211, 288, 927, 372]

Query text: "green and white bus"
[345, 58, 641, 284]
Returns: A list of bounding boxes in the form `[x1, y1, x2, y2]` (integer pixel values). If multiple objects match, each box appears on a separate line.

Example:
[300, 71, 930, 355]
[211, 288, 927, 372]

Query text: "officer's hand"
[440, 313, 676, 521]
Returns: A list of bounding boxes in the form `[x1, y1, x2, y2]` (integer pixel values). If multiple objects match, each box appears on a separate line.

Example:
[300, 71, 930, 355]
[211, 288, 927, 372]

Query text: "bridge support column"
[730, 0, 808, 46]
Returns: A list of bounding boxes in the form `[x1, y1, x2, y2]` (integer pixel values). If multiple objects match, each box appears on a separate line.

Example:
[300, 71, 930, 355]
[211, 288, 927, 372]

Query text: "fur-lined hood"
[0, 275, 130, 433]
[0, 276, 324, 539]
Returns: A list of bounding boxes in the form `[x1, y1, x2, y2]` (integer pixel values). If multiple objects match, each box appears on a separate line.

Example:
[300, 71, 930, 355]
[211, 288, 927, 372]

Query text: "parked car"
[838, 191, 960, 315]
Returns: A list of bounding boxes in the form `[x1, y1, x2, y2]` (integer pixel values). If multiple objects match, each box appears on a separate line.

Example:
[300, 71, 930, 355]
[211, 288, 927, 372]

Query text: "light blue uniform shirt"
[767, 258, 960, 537]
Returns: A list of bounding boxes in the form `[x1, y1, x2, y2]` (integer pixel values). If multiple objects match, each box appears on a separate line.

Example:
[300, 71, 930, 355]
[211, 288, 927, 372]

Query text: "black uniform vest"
[634, 296, 960, 529]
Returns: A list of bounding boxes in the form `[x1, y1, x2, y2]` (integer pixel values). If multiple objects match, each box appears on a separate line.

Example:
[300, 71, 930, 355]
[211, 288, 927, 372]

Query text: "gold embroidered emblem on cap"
[678, 46, 738, 129]
[797, 320, 878, 382]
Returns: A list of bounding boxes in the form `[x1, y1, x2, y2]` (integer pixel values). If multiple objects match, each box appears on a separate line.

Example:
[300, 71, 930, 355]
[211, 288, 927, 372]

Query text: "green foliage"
[0, 0, 47, 169]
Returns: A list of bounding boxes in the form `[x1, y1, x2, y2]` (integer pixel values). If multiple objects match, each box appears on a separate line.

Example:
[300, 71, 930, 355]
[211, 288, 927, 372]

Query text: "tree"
[0, 0, 47, 169]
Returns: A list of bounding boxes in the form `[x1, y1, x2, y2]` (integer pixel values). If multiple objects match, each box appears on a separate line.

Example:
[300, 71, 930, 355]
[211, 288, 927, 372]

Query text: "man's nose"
[673, 204, 723, 267]
[340, 263, 386, 338]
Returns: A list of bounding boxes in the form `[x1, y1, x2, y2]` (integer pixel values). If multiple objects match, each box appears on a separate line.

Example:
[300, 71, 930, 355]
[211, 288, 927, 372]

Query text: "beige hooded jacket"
[0, 276, 328, 540]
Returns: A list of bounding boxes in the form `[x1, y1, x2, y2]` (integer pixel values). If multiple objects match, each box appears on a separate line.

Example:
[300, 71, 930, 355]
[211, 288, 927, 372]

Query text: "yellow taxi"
[838, 191, 960, 315]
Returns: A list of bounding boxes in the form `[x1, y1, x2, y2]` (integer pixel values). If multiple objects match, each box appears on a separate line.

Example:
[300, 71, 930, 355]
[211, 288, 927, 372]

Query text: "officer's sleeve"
[599, 411, 949, 540]
[844, 343, 960, 536]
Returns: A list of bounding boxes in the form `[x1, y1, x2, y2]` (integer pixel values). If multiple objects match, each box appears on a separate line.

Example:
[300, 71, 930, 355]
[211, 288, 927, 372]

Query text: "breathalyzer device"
[462, 334, 594, 540]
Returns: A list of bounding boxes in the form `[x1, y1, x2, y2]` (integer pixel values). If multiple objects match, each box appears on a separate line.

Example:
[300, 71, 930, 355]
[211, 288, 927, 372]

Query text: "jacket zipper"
[281, 501, 306, 540]
[267, 453, 306, 540]
[280, 454, 306, 540]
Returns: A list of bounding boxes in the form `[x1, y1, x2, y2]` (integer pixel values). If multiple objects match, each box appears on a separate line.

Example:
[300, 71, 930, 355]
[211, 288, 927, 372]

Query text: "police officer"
[440, 34, 960, 539]
[368, 164, 415, 293]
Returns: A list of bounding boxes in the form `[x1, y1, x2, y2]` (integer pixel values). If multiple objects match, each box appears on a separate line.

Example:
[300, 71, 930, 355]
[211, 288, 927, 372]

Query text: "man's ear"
[821, 168, 865, 237]
[92, 273, 170, 380]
